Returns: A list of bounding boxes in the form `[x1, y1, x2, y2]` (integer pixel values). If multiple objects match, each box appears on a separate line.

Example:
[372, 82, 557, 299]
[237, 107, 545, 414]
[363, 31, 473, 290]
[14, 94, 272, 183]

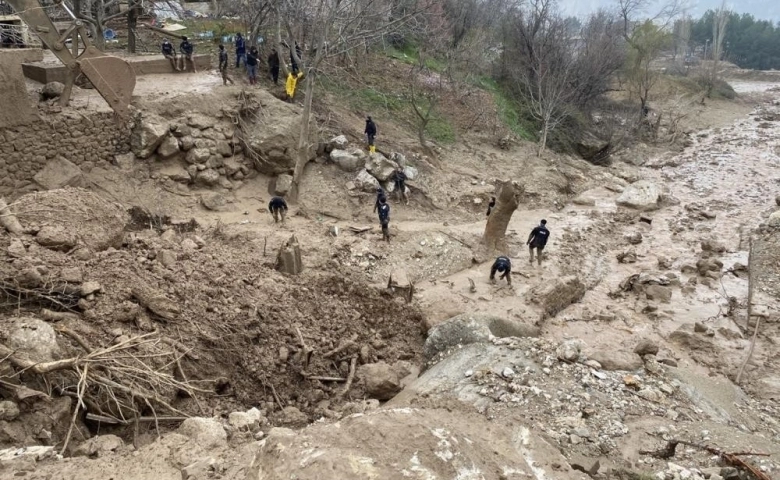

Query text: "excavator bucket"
[78, 53, 136, 119]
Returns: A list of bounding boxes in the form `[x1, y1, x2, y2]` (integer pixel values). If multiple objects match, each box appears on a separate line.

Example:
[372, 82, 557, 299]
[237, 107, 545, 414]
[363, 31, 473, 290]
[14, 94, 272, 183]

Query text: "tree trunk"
[537, 121, 548, 157]
[481, 181, 524, 252]
[289, 71, 316, 201]
[127, 3, 140, 53]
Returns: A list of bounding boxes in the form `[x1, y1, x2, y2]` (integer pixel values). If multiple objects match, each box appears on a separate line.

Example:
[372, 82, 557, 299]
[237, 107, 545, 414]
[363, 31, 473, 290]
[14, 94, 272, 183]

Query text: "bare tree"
[617, 0, 681, 112]
[702, 2, 728, 96]
[273, 0, 424, 200]
[482, 181, 524, 252]
[672, 13, 691, 64]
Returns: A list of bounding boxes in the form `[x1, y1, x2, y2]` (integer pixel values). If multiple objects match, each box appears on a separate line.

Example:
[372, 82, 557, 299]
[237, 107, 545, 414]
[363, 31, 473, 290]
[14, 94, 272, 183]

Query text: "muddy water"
[416, 83, 780, 380]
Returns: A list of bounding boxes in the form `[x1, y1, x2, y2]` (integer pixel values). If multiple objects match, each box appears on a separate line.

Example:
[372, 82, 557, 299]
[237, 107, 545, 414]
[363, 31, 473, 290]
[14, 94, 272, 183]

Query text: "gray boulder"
[767, 210, 780, 226]
[273, 174, 293, 196]
[616, 180, 661, 211]
[327, 135, 349, 151]
[33, 158, 84, 190]
[365, 153, 399, 181]
[330, 149, 364, 172]
[73, 435, 124, 458]
[201, 193, 227, 211]
[424, 313, 538, 362]
[403, 166, 419, 181]
[196, 169, 220, 186]
[7, 317, 62, 363]
[588, 349, 643, 371]
[240, 90, 317, 174]
[186, 148, 211, 165]
[131, 113, 169, 159]
[359, 362, 401, 400]
[177, 417, 227, 449]
[354, 169, 380, 192]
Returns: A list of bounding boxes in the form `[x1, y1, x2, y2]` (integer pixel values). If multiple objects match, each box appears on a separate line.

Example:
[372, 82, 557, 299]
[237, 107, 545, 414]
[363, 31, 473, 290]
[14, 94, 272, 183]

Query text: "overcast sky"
[557, 0, 780, 23]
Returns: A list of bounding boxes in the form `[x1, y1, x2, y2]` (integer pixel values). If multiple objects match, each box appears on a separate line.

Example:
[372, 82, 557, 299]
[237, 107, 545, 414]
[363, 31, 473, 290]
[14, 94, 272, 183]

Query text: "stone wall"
[0, 111, 129, 198]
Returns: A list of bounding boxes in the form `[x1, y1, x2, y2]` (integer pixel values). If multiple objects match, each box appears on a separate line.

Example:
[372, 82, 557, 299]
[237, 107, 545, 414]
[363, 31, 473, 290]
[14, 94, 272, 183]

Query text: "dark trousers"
[381, 220, 389, 241]
[271, 66, 279, 84]
[529, 245, 544, 265]
[236, 52, 246, 68]
[490, 266, 511, 284]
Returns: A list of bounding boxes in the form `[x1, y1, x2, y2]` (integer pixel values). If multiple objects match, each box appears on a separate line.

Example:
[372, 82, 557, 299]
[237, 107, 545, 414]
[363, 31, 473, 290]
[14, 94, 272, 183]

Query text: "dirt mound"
[14, 188, 129, 252]
[0, 221, 424, 449]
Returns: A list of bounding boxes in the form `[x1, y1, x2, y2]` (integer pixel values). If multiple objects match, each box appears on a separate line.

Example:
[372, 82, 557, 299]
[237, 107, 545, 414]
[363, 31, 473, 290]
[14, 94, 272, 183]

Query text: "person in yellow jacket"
[286, 71, 304, 99]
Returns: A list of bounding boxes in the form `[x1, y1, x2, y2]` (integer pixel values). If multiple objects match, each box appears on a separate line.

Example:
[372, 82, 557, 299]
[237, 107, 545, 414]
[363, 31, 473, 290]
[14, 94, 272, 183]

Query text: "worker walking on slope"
[285, 71, 303, 99]
[526, 219, 550, 265]
[268, 196, 288, 223]
[161, 38, 179, 71]
[377, 196, 391, 242]
[365, 116, 377, 153]
[179, 36, 196, 73]
[490, 256, 512, 286]
[217, 45, 234, 85]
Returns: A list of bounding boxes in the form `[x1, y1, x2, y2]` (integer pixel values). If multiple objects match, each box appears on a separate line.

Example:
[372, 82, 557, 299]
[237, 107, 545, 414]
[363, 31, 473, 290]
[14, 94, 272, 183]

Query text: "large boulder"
[240, 90, 317, 174]
[244, 409, 584, 480]
[131, 113, 170, 159]
[196, 169, 221, 186]
[616, 180, 661, 211]
[424, 313, 538, 362]
[365, 153, 399, 182]
[6, 317, 62, 363]
[354, 169, 380, 192]
[273, 174, 293, 196]
[527, 275, 586, 318]
[15, 188, 129, 251]
[330, 149, 364, 172]
[588, 349, 643, 371]
[201, 193, 227, 211]
[359, 362, 401, 400]
[327, 135, 349, 151]
[40, 81, 65, 100]
[177, 418, 227, 449]
[33, 158, 84, 190]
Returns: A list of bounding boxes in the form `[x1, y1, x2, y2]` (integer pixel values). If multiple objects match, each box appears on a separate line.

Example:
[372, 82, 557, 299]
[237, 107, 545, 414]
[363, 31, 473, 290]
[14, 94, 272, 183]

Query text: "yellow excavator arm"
[6, 0, 136, 118]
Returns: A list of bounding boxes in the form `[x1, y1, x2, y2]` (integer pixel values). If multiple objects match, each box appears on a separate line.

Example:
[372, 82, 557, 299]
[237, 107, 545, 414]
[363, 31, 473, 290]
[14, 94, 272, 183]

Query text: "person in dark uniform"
[391, 167, 408, 205]
[364, 116, 377, 153]
[234, 32, 246, 68]
[268, 48, 280, 85]
[377, 196, 390, 242]
[486, 196, 496, 216]
[218, 45, 234, 85]
[246, 46, 259, 85]
[526, 219, 550, 265]
[268, 196, 288, 223]
[179, 36, 196, 72]
[161, 38, 179, 71]
[490, 256, 512, 285]
[373, 187, 385, 213]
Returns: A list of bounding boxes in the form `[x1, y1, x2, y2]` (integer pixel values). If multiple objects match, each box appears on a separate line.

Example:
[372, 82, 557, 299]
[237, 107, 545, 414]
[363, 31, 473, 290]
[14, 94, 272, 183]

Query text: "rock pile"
[326, 137, 418, 194]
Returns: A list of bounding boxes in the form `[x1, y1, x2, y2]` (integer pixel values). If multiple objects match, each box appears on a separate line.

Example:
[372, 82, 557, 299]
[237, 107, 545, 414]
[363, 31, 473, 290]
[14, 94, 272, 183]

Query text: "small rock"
[80, 281, 102, 297]
[279, 346, 289, 362]
[40, 81, 65, 100]
[160, 229, 177, 242]
[181, 458, 217, 480]
[73, 434, 124, 458]
[694, 322, 708, 333]
[556, 340, 582, 362]
[228, 408, 265, 431]
[158, 250, 177, 268]
[701, 238, 726, 253]
[181, 238, 199, 250]
[359, 362, 401, 400]
[776, 195, 780, 207]
[625, 232, 643, 245]
[502, 367, 515, 379]
[177, 417, 227, 449]
[201, 193, 228, 211]
[659, 358, 678, 367]
[279, 406, 308, 426]
[646, 284, 672, 303]
[634, 339, 659, 356]
[623, 375, 640, 387]
[7, 239, 26, 258]
[0, 401, 20, 421]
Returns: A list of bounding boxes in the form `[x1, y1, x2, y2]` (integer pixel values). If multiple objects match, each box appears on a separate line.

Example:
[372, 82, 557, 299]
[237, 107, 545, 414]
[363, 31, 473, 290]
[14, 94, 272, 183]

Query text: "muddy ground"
[1, 66, 779, 479]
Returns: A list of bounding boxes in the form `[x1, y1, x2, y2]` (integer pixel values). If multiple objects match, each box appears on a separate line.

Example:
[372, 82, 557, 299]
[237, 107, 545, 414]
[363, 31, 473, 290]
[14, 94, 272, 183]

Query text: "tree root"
[640, 439, 770, 480]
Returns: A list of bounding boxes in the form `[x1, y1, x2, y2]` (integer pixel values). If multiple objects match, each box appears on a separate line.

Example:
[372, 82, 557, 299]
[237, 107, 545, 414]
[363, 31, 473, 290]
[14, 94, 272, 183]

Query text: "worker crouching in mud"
[490, 256, 512, 286]
[268, 196, 288, 223]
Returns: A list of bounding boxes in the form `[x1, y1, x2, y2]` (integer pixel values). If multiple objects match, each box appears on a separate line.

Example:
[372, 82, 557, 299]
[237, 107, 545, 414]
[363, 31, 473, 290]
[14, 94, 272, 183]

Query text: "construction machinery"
[6, 0, 136, 117]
